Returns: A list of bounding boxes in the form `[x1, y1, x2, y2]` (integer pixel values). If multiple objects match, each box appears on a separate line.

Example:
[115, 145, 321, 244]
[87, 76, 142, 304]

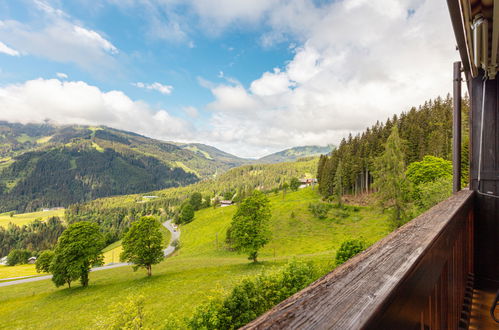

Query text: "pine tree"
[373, 126, 409, 228]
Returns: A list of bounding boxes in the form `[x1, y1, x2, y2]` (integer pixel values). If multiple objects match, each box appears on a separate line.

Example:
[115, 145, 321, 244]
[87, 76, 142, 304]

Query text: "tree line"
[317, 95, 469, 198]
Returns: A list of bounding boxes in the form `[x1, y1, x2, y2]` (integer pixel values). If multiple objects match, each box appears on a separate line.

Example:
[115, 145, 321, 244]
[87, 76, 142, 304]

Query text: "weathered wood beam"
[454, 61, 462, 193]
[242, 190, 475, 329]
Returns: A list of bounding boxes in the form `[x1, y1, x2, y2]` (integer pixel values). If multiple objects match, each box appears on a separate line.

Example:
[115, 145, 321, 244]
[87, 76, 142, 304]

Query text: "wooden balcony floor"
[469, 282, 499, 329]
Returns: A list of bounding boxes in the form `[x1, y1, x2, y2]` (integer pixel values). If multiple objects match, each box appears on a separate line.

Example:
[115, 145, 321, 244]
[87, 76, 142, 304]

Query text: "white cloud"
[56, 72, 68, 79]
[0, 41, 19, 56]
[0, 2, 118, 72]
[133, 82, 173, 95]
[0, 78, 190, 140]
[183, 106, 198, 118]
[197, 0, 459, 158]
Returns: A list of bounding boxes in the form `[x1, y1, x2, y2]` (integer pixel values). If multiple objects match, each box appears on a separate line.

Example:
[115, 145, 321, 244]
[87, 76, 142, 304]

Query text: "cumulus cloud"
[0, 41, 19, 56]
[56, 72, 68, 79]
[0, 78, 191, 140]
[133, 82, 173, 95]
[197, 0, 459, 157]
[0, 2, 118, 72]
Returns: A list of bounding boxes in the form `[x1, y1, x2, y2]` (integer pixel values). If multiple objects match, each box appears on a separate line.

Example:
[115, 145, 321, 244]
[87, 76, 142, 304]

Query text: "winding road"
[0, 220, 179, 288]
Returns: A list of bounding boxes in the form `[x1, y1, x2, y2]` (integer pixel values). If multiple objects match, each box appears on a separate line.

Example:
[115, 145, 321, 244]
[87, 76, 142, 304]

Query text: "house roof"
[448, 0, 499, 79]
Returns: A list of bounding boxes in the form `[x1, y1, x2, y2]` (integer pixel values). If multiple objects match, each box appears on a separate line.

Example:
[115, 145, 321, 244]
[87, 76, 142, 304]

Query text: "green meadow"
[0, 209, 65, 228]
[0, 188, 391, 329]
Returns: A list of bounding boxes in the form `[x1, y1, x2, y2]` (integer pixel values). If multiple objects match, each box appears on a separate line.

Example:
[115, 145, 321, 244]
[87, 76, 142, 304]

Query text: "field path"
[0, 220, 179, 287]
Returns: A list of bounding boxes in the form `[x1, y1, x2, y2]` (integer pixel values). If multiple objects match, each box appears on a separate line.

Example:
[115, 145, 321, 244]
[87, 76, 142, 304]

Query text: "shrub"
[188, 260, 318, 330]
[335, 239, 366, 265]
[99, 294, 146, 329]
[308, 202, 331, 219]
[6, 249, 31, 266]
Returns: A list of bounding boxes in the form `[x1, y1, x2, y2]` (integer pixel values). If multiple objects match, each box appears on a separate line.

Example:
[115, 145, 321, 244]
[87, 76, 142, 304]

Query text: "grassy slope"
[0, 188, 390, 329]
[0, 209, 65, 228]
[0, 265, 46, 279]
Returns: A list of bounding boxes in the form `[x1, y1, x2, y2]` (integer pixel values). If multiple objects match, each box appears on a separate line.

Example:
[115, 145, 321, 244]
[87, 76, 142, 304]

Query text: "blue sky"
[0, 0, 458, 158]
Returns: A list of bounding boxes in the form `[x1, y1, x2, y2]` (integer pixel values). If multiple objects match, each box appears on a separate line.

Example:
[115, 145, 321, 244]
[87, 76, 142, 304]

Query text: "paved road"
[0, 220, 179, 288]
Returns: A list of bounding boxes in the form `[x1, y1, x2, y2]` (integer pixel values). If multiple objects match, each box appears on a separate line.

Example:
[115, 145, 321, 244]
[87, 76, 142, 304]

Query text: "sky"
[0, 0, 459, 158]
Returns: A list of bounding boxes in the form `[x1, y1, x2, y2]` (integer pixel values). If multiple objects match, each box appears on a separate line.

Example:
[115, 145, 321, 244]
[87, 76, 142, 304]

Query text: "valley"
[0, 187, 390, 329]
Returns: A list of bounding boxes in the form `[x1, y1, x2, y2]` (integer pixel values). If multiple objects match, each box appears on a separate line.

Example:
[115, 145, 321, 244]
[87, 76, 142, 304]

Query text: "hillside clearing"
[0, 209, 65, 228]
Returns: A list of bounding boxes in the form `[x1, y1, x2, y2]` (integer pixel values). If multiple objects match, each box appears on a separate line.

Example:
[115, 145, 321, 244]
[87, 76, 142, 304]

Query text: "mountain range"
[0, 121, 332, 212]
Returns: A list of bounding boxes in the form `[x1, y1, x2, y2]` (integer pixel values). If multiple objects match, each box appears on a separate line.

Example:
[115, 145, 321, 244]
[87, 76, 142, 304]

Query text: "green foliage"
[99, 294, 146, 330]
[35, 250, 54, 273]
[289, 177, 300, 191]
[188, 260, 318, 330]
[373, 126, 410, 228]
[6, 249, 31, 266]
[178, 203, 195, 224]
[120, 216, 164, 277]
[0, 216, 65, 257]
[335, 239, 366, 265]
[50, 222, 105, 288]
[413, 177, 452, 210]
[308, 202, 332, 220]
[406, 156, 452, 186]
[227, 191, 271, 262]
[189, 192, 203, 211]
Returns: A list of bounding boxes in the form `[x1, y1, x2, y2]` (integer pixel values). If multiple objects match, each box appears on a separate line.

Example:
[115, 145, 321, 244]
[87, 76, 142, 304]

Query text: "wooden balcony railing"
[243, 189, 475, 329]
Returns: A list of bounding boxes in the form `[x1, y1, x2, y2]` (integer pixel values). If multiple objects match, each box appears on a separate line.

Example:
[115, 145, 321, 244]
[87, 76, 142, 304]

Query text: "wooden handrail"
[243, 190, 475, 329]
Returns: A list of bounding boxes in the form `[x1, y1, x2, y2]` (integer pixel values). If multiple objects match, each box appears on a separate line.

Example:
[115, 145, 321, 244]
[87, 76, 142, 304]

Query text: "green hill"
[0, 187, 391, 329]
[257, 145, 334, 163]
[0, 122, 248, 212]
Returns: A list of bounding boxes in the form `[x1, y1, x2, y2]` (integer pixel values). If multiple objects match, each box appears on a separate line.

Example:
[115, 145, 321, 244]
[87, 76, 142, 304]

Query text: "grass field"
[0, 209, 65, 228]
[0, 188, 391, 329]
[0, 265, 46, 279]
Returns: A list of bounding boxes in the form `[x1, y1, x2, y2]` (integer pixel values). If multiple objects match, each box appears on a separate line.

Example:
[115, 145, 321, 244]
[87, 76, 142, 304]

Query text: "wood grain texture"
[242, 190, 474, 330]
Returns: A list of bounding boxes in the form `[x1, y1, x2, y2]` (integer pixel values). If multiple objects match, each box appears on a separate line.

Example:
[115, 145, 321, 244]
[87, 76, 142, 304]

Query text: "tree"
[6, 249, 31, 266]
[406, 155, 452, 185]
[51, 222, 104, 288]
[281, 182, 289, 199]
[289, 177, 300, 191]
[333, 160, 344, 207]
[120, 216, 164, 277]
[373, 126, 410, 228]
[335, 239, 365, 265]
[189, 192, 203, 211]
[36, 250, 54, 273]
[178, 203, 194, 224]
[226, 190, 271, 262]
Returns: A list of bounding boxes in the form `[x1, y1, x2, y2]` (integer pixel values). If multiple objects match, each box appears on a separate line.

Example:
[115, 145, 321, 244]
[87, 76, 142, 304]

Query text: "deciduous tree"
[227, 190, 271, 263]
[120, 216, 164, 277]
[51, 221, 104, 288]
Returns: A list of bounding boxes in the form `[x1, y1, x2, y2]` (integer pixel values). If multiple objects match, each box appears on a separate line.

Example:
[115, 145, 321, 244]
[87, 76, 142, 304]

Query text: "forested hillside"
[258, 145, 334, 163]
[65, 157, 318, 243]
[0, 123, 249, 212]
[317, 95, 469, 197]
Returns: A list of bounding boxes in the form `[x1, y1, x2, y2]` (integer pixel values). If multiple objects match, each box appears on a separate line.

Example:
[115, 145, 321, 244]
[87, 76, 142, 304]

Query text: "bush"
[188, 260, 318, 330]
[6, 249, 31, 266]
[308, 202, 332, 219]
[171, 239, 180, 250]
[335, 239, 366, 265]
[99, 294, 146, 329]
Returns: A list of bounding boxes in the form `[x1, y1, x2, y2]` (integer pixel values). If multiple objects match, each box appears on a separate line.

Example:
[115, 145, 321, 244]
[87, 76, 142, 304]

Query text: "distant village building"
[42, 207, 64, 212]
[27, 257, 37, 264]
[0, 256, 7, 265]
[142, 196, 159, 199]
[299, 178, 317, 189]
[220, 200, 233, 207]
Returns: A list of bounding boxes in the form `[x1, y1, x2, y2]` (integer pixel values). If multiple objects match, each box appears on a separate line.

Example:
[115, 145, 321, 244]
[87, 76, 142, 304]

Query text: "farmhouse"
[220, 200, 233, 207]
[27, 257, 37, 264]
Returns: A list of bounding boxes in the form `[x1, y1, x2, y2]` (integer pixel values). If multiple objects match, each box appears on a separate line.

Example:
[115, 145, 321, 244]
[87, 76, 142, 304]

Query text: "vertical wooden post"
[453, 62, 462, 193]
